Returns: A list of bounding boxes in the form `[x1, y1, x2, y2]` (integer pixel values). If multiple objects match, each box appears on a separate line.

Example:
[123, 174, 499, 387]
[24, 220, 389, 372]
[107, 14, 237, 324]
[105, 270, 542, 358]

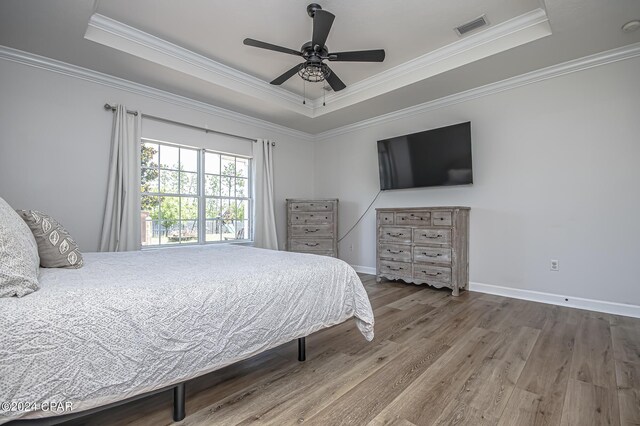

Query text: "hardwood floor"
[62, 274, 640, 426]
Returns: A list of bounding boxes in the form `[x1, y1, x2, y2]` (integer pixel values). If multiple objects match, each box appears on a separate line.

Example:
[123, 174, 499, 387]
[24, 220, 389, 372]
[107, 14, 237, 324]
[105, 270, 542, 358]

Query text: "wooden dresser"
[286, 199, 338, 257]
[376, 207, 470, 296]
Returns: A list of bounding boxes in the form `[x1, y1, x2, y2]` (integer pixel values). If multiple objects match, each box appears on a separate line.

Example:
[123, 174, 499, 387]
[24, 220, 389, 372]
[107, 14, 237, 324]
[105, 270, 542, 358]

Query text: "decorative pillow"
[0, 197, 40, 297]
[17, 210, 83, 269]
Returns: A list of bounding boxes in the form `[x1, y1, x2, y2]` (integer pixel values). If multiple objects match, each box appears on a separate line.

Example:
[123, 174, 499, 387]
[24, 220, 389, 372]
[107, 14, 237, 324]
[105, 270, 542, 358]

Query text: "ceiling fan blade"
[243, 38, 301, 57]
[324, 65, 346, 92]
[328, 49, 386, 62]
[270, 64, 303, 85]
[312, 10, 335, 48]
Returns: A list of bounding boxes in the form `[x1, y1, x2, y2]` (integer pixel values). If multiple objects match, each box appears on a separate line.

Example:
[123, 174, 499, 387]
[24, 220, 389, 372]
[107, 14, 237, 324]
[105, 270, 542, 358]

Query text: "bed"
[0, 245, 374, 424]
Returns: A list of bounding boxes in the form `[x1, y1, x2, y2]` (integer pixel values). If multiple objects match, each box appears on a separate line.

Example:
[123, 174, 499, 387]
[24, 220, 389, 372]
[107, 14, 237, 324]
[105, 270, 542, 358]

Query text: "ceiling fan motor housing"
[301, 41, 328, 59]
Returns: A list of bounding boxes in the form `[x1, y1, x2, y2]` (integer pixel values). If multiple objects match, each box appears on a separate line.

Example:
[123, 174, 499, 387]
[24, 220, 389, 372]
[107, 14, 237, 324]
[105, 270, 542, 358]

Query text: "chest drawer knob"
[305, 228, 318, 233]
[386, 266, 404, 271]
[304, 242, 319, 247]
[387, 249, 403, 254]
[387, 232, 404, 237]
[422, 233, 442, 238]
[422, 271, 441, 276]
[422, 253, 441, 257]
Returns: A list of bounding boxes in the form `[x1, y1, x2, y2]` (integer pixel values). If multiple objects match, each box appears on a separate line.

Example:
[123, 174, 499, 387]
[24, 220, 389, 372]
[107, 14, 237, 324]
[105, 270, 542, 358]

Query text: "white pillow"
[0, 196, 40, 297]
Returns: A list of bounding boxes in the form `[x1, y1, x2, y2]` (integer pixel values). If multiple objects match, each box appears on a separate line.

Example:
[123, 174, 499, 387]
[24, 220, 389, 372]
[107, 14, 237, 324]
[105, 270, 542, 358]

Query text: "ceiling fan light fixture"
[298, 62, 330, 83]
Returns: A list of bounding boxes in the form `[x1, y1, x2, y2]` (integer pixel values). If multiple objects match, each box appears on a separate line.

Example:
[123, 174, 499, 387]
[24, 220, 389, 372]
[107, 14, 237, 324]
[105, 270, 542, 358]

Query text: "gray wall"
[2, 49, 639, 308]
[0, 58, 315, 251]
[313, 56, 640, 306]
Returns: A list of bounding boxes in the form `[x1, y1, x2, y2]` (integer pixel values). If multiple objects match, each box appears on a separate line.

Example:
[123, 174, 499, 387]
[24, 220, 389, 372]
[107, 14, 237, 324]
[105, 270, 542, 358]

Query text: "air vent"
[455, 15, 489, 36]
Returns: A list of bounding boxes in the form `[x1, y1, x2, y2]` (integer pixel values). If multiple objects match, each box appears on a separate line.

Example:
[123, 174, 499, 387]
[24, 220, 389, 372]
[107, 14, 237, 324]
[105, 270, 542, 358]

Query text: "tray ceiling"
[1, 0, 639, 133]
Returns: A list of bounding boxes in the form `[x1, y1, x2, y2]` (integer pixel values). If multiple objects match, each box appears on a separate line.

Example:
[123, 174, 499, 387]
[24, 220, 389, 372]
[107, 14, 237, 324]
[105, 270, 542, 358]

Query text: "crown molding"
[315, 42, 640, 140]
[0, 45, 315, 142]
[308, 8, 551, 114]
[2, 41, 638, 143]
[84, 10, 551, 118]
[85, 13, 314, 117]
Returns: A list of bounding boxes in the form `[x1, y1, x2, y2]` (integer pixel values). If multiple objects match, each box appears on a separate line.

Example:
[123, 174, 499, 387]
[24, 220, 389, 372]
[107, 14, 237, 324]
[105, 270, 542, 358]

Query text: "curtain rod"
[103, 103, 260, 144]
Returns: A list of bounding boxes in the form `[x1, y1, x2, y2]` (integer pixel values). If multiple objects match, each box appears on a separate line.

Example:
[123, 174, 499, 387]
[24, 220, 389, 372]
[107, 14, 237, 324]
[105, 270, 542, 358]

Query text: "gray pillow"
[0, 197, 40, 297]
[17, 210, 83, 269]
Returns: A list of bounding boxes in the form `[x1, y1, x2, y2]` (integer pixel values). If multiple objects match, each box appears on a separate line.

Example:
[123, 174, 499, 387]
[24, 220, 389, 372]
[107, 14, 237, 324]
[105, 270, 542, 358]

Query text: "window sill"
[141, 240, 254, 251]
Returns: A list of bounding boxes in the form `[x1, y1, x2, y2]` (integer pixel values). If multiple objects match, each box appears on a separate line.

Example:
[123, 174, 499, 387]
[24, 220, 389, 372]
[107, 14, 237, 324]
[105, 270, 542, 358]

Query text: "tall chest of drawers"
[376, 207, 470, 296]
[286, 199, 338, 257]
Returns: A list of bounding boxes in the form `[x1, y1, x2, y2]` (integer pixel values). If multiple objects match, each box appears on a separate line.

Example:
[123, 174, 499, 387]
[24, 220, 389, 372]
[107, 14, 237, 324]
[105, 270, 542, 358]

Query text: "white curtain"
[252, 139, 278, 250]
[99, 105, 141, 252]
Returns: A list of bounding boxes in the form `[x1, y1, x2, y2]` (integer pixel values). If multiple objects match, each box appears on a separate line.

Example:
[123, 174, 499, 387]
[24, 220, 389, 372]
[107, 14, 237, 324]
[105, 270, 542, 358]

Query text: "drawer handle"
[387, 232, 404, 237]
[305, 242, 319, 247]
[305, 229, 319, 233]
[438, 217, 446, 221]
[421, 271, 442, 276]
[387, 249, 403, 254]
[422, 234, 443, 238]
[422, 253, 442, 257]
[387, 266, 403, 271]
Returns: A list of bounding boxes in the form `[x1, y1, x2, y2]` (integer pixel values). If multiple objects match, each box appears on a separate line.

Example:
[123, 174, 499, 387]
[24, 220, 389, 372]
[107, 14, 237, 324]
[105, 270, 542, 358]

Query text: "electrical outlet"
[349, 244, 354, 252]
[550, 259, 559, 271]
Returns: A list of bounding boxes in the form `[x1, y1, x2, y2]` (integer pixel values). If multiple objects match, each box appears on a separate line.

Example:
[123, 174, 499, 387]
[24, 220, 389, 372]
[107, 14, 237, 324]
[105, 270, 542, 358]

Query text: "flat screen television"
[377, 122, 473, 190]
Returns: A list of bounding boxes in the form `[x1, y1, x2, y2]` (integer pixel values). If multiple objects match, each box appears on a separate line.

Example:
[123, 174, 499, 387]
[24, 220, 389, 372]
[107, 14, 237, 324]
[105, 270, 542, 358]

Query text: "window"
[141, 140, 251, 247]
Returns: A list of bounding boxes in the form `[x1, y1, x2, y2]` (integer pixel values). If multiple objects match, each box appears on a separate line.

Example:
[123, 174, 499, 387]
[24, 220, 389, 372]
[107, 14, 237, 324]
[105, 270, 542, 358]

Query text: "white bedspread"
[0, 245, 374, 423]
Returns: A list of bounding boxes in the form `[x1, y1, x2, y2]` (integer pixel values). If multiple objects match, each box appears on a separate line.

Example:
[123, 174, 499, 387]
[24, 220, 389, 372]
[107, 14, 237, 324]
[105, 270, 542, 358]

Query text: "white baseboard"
[469, 282, 640, 319]
[350, 264, 640, 318]
[351, 265, 377, 275]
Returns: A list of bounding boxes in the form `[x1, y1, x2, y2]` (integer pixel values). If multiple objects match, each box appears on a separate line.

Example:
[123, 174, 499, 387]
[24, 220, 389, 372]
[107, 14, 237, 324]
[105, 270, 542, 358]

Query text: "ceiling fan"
[243, 3, 385, 92]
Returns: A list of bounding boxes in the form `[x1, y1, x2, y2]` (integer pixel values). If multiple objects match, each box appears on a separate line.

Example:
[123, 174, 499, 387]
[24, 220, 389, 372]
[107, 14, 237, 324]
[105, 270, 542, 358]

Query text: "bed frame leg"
[173, 383, 186, 421]
[298, 337, 306, 362]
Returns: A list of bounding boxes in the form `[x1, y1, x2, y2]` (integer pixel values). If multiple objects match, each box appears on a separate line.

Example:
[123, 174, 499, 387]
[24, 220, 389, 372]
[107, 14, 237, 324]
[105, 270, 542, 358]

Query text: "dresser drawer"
[414, 246, 452, 264]
[413, 228, 452, 245]
[290, 201, 334, 212]
[290, 212, 333, 224]
[413, 265, 452, 283]
[379, 243, 411, 262]
[379, 227, 412, 243]
[289, 238, 333, 251]
[290, 224, 333, 237]
[379, 260, 412, 277]
[432, 211, 452, 226]
[378, 212, 394, 225]
[396, 211, 431, 225]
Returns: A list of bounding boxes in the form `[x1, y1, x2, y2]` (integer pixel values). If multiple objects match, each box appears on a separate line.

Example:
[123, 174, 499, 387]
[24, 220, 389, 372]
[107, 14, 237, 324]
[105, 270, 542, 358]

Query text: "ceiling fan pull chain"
[323, 83, 326, 106]
[303, 80, 306, 105]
